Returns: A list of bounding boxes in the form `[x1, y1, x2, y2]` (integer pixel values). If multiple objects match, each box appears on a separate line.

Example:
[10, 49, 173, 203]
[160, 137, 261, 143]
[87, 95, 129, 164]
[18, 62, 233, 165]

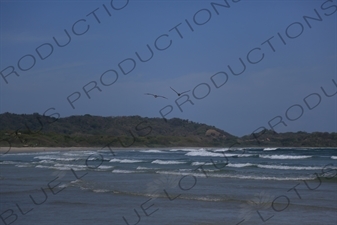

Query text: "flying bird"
[144, 93, 168, 99]
[170, 87, 190, 96]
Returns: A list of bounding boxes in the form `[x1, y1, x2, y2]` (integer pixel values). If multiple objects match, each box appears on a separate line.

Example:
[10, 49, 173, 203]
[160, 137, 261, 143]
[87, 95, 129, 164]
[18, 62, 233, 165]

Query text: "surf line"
[158, 0, 337, 121]
[121, 142, 242, 225]
[65, 0, 242, 110]
[0, 0, 130, 85]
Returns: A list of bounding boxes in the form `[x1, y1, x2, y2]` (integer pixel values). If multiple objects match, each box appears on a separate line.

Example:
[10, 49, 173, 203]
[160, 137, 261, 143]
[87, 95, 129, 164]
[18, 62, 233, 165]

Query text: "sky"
[0, 0, 336, 137]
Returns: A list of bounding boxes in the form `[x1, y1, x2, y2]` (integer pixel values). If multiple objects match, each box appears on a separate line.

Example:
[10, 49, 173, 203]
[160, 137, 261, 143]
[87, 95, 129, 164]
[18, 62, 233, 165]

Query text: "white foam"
[140, 150, 163, 153]
[181, 196, 225, 202]
[151, 160, 186, 165]
[96, 165, 114, 170]
[185, 151, 224, 157]
[136, 166, 158, 170]
[1, 161, 32, 168]
[210, 174, 314, 181]
[32, 159, 55, 164]
[86, 157, 103, 161]
[63, 152, 82, 156]
[179, 169, 192, 172]
[58, 183, 69, 188]
[120, 159, 144, 163]
[109, 159, 144, 163]
[34, 156, 80, 161]
[70, 180, 82, 184]
[35, 164, 87, 171]
[213, 148, 230, 152]
[37, 165, 74, 171]
[62, 151, 98, 156]
[15, 164, 32, 168]
[259, 155, 312, 160]
[36, 160, 54, 164]
[238, 154, 258, 158]
[257, 165, 322, 170]
[191, 162, 213, 166]
[35, 165, 50, 169]
[331, 156, 337, 160]
[169, 148, 200, 152]
[224, 153, 239, 157]
[54, 163, 87, 168]
[157, 170, 316, 181]
[112, 169, 138, 174]
[227, 163, 255, 168]
[156, 171, 206, 178]
[213, 148, 247, 152]
[93, 189, 110, 193]
[263, 148, 278, 151]
[0, 161, 17, 165]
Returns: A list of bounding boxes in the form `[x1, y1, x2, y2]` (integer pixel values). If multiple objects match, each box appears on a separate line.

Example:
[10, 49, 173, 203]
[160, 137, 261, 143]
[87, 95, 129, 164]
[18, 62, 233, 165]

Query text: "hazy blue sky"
[0, 0, 336, 137]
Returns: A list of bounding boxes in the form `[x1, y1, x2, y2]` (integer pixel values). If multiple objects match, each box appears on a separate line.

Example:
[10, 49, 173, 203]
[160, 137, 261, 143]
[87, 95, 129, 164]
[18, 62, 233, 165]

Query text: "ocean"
[0, 147, 336, 225]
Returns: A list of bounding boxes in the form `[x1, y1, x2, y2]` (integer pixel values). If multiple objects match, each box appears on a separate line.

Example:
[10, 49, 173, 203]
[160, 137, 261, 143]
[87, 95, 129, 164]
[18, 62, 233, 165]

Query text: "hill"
[0, 113, 336, 148]
[0, 112, 237, 147]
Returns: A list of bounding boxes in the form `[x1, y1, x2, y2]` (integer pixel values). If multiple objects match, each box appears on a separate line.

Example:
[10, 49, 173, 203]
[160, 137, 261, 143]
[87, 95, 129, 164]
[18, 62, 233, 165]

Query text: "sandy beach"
[2, 146, 334, 154]
[0, 146, 201, 154]
[0, 146, 102, 153]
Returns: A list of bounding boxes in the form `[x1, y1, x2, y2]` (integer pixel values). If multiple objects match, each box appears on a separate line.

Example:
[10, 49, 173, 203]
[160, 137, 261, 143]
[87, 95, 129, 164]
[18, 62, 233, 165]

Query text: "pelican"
[170, 87, 190, 96]
[144, 93, 168, 99]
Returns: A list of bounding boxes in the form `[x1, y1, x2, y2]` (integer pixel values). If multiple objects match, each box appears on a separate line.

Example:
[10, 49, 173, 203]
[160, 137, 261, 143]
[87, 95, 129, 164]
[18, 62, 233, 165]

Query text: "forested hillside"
[0, 113, 336, 147]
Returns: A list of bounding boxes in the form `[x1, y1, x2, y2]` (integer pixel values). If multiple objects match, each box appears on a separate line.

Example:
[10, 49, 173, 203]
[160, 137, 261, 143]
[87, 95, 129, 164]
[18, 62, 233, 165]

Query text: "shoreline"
[1, 146, 336, 154]
[0, 147, 101, 153]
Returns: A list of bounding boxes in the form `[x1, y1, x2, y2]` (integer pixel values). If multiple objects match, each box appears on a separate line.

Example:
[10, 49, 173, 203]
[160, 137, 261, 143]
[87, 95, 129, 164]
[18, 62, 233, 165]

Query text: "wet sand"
[0, 146, 198, 154]
[0, 147, 103, 153]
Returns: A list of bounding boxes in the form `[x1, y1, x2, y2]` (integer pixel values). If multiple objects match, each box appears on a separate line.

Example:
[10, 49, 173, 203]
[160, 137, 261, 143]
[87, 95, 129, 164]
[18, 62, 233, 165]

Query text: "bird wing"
[180, 90, 190, 94]
[170, 87, 179, 94]
[144, 93, 154, 96]
[158, 95, 168, 99]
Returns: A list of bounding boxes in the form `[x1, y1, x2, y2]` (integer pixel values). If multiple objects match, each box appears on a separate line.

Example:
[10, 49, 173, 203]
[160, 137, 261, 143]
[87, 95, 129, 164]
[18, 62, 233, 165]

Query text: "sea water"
[0, 147, 336, 225]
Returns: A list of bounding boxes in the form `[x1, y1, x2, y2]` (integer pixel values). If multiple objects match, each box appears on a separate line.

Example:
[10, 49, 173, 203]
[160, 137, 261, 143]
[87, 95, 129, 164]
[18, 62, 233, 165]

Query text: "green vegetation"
[0, 113, 336, 148]
[240, 129, 337, 147]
